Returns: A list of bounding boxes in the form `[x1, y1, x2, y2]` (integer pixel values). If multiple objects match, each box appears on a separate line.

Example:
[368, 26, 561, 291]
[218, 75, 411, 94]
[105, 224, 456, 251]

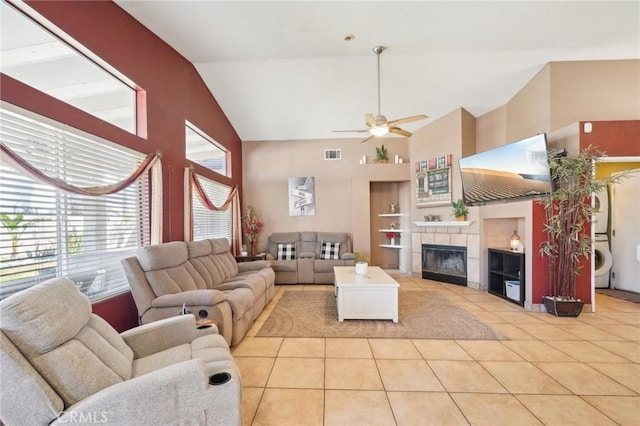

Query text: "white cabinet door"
[611, 169, 640, 293]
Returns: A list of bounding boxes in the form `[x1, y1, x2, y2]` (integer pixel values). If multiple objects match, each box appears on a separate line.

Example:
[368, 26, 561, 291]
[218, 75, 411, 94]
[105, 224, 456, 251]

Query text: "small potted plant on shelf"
[375, 144, 388, 163]
[452, 198, 468, 221]
[539, 147, 626, 317]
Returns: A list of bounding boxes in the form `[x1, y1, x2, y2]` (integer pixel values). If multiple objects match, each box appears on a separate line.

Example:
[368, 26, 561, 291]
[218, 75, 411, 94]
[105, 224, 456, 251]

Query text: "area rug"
[596, 289, 640, 303]
[257, 290, 505, 340]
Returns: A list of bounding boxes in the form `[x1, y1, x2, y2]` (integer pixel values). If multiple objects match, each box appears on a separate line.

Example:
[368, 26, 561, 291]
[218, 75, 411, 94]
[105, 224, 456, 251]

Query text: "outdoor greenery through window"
[0, 104, 150, 301]
[192, 175, 232, 241]
[186, 122, 227, 176]
[0, 0, 138, 134]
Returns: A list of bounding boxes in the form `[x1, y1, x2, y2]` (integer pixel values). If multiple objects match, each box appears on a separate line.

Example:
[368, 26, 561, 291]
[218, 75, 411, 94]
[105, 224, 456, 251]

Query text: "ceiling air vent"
[324, 149, 342, 160]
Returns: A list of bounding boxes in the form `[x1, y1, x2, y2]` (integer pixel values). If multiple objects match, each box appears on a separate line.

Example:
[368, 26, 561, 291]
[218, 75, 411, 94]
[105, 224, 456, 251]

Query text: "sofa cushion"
[186, 239, 212, 258]
[268, 232, 300, 258]
[145, 261, 208, 295]
[137, 241, 188, 271]
[269, 259, 298, 272]
[0, 278, 134, 407]
[320, 241, 340, 260]
[277, 243, 296, 260]
[316, 232, 350, 257]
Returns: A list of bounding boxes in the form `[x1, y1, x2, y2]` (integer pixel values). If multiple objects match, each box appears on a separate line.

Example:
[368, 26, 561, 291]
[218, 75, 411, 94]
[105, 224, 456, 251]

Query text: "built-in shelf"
[378, 229, 406, 233]
[414, 221, 472, 227]
[379, 244, 403, 249]
[379, 213, 405, 217]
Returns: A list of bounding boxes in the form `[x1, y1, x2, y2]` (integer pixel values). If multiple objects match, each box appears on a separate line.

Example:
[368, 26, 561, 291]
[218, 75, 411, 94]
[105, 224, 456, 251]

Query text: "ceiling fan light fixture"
[370, 125, 389, 136]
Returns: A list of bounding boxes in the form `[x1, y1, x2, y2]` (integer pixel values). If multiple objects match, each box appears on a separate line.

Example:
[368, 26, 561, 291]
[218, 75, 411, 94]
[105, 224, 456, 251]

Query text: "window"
[0, 104, 150, 301]
[186, 123, 227, 176]
[0, 1, 138, 134]
[191, 175, 232, 241]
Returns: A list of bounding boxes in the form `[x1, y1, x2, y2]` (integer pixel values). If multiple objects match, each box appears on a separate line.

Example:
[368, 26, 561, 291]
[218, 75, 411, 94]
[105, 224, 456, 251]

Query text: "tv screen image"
[459, 134, 552, 205]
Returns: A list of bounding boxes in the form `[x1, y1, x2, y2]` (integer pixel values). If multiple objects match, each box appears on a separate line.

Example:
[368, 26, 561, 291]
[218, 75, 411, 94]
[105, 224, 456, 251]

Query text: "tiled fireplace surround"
[410, 201, 539, 311]
[411, 222, 481, 289]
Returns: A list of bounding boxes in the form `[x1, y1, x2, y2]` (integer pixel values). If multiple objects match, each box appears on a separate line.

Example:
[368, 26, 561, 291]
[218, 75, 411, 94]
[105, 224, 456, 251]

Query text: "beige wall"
[476, 106, 507, 151]
[550, 60, 640, 130]
[505, 64, 551, 141]
[242, 137, 409, 254]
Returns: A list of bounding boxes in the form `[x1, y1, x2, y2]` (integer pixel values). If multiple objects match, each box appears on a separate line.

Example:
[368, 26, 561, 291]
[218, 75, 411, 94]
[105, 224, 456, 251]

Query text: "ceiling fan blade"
[332, 129, 369, 133]
[365, 113, 375, 127]
[359, 134, 376, 144]
[387, 114, 429, 127]
[389, 127, 412, 137]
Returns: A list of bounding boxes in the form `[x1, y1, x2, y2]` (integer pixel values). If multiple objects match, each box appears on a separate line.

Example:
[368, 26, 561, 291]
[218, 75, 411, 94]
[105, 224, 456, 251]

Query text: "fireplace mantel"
[414, 221, 472, 227]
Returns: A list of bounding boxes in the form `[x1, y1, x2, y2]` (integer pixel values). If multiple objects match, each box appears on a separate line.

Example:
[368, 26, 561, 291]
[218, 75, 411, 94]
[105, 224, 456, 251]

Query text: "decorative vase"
[456, 215, 467, 222]
[543, 296, 584, 317]
[355, 262, 368, 275]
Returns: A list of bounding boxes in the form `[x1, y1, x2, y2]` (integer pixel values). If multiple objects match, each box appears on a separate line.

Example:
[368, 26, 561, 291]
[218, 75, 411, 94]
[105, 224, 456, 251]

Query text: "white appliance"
[594, 234, 613, 288]
[593, 185, 609, 234]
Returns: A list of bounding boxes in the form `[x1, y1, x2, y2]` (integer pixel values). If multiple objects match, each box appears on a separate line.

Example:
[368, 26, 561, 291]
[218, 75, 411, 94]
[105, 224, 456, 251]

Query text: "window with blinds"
[0, 104, 150, 301]
[192, 175, 232, 242]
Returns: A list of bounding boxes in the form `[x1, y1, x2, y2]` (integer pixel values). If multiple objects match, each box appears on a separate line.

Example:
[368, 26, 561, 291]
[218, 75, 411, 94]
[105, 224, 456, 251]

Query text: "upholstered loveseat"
[266, 232, 355, 284]
[0, 278, 242, 425]
[122, 238, 275, 346]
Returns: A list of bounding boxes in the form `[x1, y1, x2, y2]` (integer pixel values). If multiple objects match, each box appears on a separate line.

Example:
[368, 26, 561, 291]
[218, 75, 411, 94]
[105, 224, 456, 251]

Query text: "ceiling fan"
[334, 46, 428, 143]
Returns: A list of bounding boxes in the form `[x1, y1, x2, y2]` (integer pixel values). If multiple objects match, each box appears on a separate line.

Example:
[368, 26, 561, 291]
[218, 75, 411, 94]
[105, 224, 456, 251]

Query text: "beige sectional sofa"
[266, 232, 355, 284]
[122, 238, 275, 346]
[0, 278, 242, 425]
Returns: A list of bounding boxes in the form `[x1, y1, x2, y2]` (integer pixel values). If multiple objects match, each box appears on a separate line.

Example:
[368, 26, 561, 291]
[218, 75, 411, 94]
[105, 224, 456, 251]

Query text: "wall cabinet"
[488, 248, 525, 306]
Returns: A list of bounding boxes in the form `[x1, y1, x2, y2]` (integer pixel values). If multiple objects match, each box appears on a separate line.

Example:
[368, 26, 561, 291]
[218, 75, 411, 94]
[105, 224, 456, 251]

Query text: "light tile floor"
[232, 276, 640, 426]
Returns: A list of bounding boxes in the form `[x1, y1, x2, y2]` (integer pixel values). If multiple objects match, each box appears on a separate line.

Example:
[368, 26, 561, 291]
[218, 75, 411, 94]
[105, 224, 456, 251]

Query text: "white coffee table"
[333, 266, 399, 322]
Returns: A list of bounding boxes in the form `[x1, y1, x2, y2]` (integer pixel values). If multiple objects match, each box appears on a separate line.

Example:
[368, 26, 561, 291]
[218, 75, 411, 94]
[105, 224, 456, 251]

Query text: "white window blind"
[0, 105, 150, 301]
[192, 175, 232, 242]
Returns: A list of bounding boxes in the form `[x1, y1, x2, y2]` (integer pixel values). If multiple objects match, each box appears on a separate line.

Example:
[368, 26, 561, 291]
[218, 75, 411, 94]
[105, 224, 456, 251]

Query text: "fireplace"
[422, 244, 467, 286]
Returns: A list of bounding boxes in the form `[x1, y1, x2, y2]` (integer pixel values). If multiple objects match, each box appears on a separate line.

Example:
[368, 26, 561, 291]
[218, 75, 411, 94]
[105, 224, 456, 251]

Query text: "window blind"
[192, 175, 232, 242]
[0, 105, 150, 301]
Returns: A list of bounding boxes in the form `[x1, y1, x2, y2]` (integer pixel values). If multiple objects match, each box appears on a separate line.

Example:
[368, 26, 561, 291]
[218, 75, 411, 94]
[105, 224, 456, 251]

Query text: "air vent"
[324, 149, 342, 160]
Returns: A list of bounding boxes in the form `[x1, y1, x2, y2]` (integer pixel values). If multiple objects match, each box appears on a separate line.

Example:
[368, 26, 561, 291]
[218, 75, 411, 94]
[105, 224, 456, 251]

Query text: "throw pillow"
[277, 243, 296, 260]
[320, 241, 340, 260]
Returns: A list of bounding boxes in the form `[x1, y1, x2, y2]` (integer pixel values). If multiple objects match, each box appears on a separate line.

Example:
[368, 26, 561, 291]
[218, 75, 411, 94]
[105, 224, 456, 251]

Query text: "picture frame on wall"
[288, 176, 315, 216]
[416, 154, 452, 207]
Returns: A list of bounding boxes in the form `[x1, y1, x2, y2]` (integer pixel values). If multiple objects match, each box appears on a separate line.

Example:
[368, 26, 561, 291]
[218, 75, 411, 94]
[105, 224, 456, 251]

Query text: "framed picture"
[288, 176, 315, 216]
[416, 154, 452, 207]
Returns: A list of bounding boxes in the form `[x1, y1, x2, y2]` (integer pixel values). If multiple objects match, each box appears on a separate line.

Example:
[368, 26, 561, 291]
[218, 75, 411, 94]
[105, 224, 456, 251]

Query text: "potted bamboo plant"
[539, 147, 625, 316]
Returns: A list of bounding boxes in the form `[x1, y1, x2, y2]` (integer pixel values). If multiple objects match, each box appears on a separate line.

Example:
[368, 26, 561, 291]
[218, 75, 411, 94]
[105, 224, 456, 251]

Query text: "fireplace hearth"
[422, 244, 467, 286]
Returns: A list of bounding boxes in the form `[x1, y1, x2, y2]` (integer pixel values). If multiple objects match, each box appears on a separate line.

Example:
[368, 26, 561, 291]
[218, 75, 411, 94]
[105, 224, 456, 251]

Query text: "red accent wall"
[2, 1, 243, 331]
[531, 120, 639, 305]
[579, 120, 640, 155]
[92, 292, 139, 333]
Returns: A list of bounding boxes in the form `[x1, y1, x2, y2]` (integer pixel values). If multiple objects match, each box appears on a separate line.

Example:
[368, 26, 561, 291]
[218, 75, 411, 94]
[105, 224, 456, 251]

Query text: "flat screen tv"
[459, 133, 552, 206]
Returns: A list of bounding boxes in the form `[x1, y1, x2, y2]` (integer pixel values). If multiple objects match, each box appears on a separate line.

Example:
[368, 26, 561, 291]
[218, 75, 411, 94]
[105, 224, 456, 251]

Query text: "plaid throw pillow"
[277, 243, 296, 260]
[320, 241, 340, 260]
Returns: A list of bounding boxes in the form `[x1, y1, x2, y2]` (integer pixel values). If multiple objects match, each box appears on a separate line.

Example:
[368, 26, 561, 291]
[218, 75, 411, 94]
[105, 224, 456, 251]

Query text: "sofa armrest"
[237, 260, 272, 272]
[54, 359, 214, 425]
[122, 314, 212, 358]
[150, 289, 227, 308]
[299, 251, 316, 259]
[265, 253, 275, 260]
[341, 252, 355, 261]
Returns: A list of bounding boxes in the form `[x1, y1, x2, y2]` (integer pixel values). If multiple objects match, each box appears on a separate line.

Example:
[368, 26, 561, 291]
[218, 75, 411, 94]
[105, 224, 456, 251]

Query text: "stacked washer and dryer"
[594, 186, 614, 288]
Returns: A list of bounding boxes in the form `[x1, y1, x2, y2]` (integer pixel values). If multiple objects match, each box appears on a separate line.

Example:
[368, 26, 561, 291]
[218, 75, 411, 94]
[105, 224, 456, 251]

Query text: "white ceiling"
[115, 1, 639, 142]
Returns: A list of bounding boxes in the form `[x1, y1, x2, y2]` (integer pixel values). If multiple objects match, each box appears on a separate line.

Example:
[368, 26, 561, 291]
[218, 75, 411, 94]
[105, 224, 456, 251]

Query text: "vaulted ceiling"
[42, 1, 640, 141]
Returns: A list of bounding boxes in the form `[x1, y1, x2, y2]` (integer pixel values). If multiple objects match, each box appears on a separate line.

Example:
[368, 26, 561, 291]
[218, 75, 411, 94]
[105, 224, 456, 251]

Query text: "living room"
[1, 1, 639, 425]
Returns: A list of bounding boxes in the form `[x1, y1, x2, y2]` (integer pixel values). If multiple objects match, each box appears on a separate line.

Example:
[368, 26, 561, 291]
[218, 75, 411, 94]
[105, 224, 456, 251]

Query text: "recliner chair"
[0, 278, 242, 425]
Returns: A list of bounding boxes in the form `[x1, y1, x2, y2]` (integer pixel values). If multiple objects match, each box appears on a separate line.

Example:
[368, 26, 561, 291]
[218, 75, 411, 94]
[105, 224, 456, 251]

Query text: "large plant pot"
[543, 296, 584, 317]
